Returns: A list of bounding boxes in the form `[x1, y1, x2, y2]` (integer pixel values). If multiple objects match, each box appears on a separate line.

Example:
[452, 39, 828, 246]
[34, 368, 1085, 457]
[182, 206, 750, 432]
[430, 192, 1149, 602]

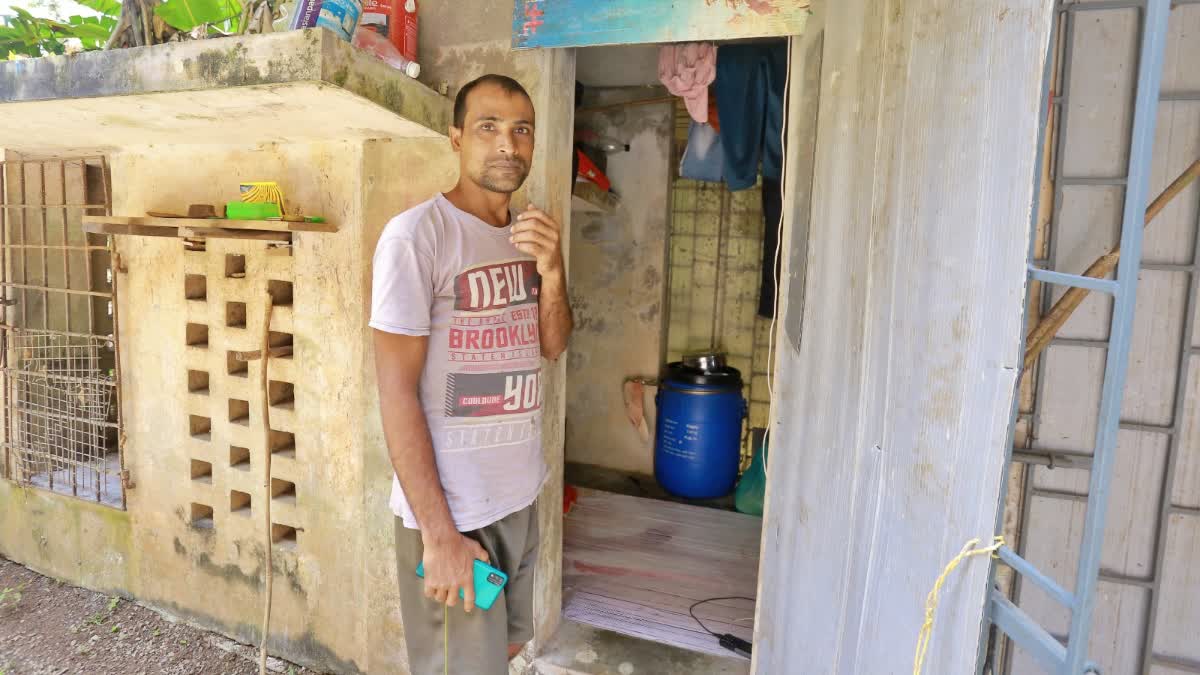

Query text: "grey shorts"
[395, 502, 539, 675]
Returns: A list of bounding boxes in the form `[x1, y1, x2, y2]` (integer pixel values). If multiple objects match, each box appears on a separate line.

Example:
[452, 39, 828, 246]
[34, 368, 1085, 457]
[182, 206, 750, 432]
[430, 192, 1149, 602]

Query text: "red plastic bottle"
[395, 0, 417, 64]
[358, 0, 394, 40]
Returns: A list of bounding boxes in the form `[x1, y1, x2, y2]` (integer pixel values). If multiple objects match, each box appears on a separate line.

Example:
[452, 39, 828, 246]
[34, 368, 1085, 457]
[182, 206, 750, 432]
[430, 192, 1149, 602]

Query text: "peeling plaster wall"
[566, 100, 672, 476]
[0, 30, 449, 156]
[0, 138, 458, 675]
[112, 140, 396, 675]
[361, 137, 460, 674]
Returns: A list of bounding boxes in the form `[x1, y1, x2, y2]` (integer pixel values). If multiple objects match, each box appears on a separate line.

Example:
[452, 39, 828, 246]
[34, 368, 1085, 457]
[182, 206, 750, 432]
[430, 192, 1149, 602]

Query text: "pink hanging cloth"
[658, 42, 717, 124]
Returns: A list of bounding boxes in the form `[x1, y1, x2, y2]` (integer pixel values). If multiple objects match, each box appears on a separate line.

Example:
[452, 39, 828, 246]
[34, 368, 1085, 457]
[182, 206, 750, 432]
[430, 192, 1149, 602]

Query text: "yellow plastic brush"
[239, 181, 286, 213]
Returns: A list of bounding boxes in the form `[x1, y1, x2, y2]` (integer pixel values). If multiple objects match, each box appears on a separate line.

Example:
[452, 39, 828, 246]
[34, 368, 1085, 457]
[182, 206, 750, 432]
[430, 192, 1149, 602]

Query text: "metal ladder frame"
[987, 0, 1172, 673]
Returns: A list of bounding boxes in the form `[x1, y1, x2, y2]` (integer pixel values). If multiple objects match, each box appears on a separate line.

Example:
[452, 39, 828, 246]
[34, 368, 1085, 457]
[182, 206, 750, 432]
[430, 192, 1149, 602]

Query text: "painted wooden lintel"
[512, 0, 810, 49]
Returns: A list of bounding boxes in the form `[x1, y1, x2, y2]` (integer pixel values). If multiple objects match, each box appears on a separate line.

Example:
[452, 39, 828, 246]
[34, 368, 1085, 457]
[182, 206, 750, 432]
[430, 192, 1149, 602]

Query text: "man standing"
[370, 73, 572, 674]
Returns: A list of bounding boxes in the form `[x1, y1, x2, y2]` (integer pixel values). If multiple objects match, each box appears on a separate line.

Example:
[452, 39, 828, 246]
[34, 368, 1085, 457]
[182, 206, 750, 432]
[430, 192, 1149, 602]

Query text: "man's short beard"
[473, 167, 529, 194]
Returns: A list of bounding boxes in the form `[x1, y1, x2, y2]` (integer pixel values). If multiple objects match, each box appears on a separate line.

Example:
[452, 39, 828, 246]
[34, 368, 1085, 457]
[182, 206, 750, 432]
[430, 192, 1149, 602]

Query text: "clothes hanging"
[713, 41, 787, 192]
[679, 121, 724, 183]
[759, 177, 783, 318]
[658, 42, 717, 124]
[707, 93, 721, 133]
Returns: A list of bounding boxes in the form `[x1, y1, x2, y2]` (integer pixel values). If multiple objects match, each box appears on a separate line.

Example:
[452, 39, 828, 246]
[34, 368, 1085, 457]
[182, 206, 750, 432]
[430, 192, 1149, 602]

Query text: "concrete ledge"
[0, 29, 451, 154]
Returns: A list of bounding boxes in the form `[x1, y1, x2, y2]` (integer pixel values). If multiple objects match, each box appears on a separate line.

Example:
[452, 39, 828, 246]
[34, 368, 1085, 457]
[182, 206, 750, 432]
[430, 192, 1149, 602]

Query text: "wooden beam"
[85, 221, 292, 243]
[177, 226, 291, 242]
[84, 215, 337, 233]
[572, 181, 620, 213]
[512, 0, 810, 49]
[84, 221, 180, 238]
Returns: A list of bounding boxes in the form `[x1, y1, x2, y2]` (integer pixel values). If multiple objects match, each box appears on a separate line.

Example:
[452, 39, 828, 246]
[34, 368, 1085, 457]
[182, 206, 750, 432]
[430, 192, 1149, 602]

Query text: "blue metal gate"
[989, 0, 1174, 673]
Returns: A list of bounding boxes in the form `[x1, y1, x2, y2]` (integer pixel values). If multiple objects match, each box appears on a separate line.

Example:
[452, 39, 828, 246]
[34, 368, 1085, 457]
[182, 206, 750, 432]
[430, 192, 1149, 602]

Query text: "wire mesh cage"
[0, 155, 122, 507]
[4, 329, 119, 505]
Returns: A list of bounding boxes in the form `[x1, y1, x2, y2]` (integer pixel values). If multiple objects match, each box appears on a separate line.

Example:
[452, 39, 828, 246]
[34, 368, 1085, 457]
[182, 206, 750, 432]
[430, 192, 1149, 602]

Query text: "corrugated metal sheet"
[753, 1, 1053, 673]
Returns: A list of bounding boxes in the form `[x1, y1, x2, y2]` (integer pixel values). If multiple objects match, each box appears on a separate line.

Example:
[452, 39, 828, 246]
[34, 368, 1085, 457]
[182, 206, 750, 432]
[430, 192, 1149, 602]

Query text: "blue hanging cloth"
[713, 41, 788, 192]
[679, 121, 725, 183]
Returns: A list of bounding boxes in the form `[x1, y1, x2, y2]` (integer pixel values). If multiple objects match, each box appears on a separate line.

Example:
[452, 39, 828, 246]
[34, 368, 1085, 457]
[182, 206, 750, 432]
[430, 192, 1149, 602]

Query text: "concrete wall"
[361, 138, 462, 673]
[0, 139, 457, 675]
[1009, 4, 1200, 673]
[566, 99, 672, 476]
[576, 45, 661, 88]
[0, 4, 577, 671]
[753, 2, 1053, 674]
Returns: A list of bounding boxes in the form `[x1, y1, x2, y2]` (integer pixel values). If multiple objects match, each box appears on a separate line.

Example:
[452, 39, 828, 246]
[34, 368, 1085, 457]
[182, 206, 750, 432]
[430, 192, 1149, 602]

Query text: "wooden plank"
[563, 573, 754, 633]
[176, 226, 291, 242]
[561, 489, 760, 658]
[83, 221, 180, 239]
[571, 181, 620, 213]
[563, 591, 746, 660]
[84, 221, 292, 243]
[512, 0, 810, 49]
[84, 215, 337, 233]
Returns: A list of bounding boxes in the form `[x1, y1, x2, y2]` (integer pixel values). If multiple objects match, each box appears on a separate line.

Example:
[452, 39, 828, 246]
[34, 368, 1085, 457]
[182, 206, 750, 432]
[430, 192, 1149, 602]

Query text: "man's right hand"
[421, 532, 491, 613]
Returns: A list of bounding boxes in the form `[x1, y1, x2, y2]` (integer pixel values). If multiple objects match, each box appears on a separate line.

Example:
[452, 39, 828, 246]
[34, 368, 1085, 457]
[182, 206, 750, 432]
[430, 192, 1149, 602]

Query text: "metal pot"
[682, 351, 727, 373]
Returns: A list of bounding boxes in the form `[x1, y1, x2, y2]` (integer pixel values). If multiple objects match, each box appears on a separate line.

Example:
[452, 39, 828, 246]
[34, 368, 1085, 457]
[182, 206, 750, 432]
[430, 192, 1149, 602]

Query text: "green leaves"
[1, 0, 252, 59]
[0, 9, 69, 57]
[1, 3, 117, 57]
[67, 15, 118, 48]
[153, 0, 241, 31]
[74, 0, 123, 19]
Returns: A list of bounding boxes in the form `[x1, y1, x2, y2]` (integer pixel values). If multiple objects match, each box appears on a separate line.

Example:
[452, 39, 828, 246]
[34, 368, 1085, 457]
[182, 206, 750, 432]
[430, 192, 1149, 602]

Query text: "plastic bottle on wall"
[352, 21, 421, 78]
[290, 0, 363, 42]
[316, 0, 363, 42]
[359, 0, 393, 39]
[395, 0, 417, 64]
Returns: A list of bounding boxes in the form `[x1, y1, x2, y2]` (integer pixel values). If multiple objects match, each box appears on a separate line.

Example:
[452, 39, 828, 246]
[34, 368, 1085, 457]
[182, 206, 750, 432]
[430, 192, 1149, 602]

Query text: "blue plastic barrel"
[654, 363, 746, 499]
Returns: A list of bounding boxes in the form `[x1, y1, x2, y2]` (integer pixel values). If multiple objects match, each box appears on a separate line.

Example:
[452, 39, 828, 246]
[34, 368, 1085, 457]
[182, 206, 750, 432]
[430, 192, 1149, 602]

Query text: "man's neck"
[444, 182, 512, 228]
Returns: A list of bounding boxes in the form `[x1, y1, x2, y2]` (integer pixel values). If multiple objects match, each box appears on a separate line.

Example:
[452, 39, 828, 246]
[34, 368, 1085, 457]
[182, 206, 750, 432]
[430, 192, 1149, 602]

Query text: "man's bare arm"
[537, 268, 572, 360]
[373, 329, 488, 612]
[511, 204, 573, 360]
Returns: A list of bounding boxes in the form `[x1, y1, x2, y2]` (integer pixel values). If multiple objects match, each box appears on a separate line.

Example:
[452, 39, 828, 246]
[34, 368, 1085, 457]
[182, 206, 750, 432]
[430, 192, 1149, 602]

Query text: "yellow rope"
[239, 181, 286, 213]
[913, 536, 1005, 675]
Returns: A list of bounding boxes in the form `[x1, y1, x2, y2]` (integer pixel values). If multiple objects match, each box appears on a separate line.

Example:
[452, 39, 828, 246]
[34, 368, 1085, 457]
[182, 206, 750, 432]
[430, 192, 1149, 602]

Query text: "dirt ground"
[0, 556, 325, 675]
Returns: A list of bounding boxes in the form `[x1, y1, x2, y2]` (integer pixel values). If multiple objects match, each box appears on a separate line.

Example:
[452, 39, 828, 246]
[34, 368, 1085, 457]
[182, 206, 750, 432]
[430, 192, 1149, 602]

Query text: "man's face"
[450, 83, 535, 194]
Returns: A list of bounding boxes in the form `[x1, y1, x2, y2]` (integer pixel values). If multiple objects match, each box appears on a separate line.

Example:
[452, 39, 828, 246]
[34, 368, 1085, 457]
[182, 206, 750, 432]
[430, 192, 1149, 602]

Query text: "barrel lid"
[662, 361, 742, 387]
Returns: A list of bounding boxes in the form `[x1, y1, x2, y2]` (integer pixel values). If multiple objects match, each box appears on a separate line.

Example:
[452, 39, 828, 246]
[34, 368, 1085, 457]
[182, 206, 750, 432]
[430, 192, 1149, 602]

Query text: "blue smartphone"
[416, 559, 509, 611]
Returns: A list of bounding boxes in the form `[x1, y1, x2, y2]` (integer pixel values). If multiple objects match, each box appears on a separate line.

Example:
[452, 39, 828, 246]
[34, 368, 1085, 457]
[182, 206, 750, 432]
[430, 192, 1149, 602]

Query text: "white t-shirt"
[370, 194, 547, 531]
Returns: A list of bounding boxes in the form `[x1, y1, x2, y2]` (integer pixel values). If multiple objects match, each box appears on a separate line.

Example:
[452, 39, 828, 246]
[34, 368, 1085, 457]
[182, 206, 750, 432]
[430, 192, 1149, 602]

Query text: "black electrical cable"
[688, 596, 756, 657]
[688, 596, 745, 636]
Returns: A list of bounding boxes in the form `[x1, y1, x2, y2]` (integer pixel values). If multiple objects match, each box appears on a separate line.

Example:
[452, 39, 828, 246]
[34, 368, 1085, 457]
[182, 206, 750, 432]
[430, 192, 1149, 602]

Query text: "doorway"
[560, 38, 790, 662]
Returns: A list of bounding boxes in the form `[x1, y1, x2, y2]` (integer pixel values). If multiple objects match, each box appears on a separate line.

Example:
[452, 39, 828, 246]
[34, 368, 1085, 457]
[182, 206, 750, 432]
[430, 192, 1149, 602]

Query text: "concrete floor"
[528, 621, 751, 675]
